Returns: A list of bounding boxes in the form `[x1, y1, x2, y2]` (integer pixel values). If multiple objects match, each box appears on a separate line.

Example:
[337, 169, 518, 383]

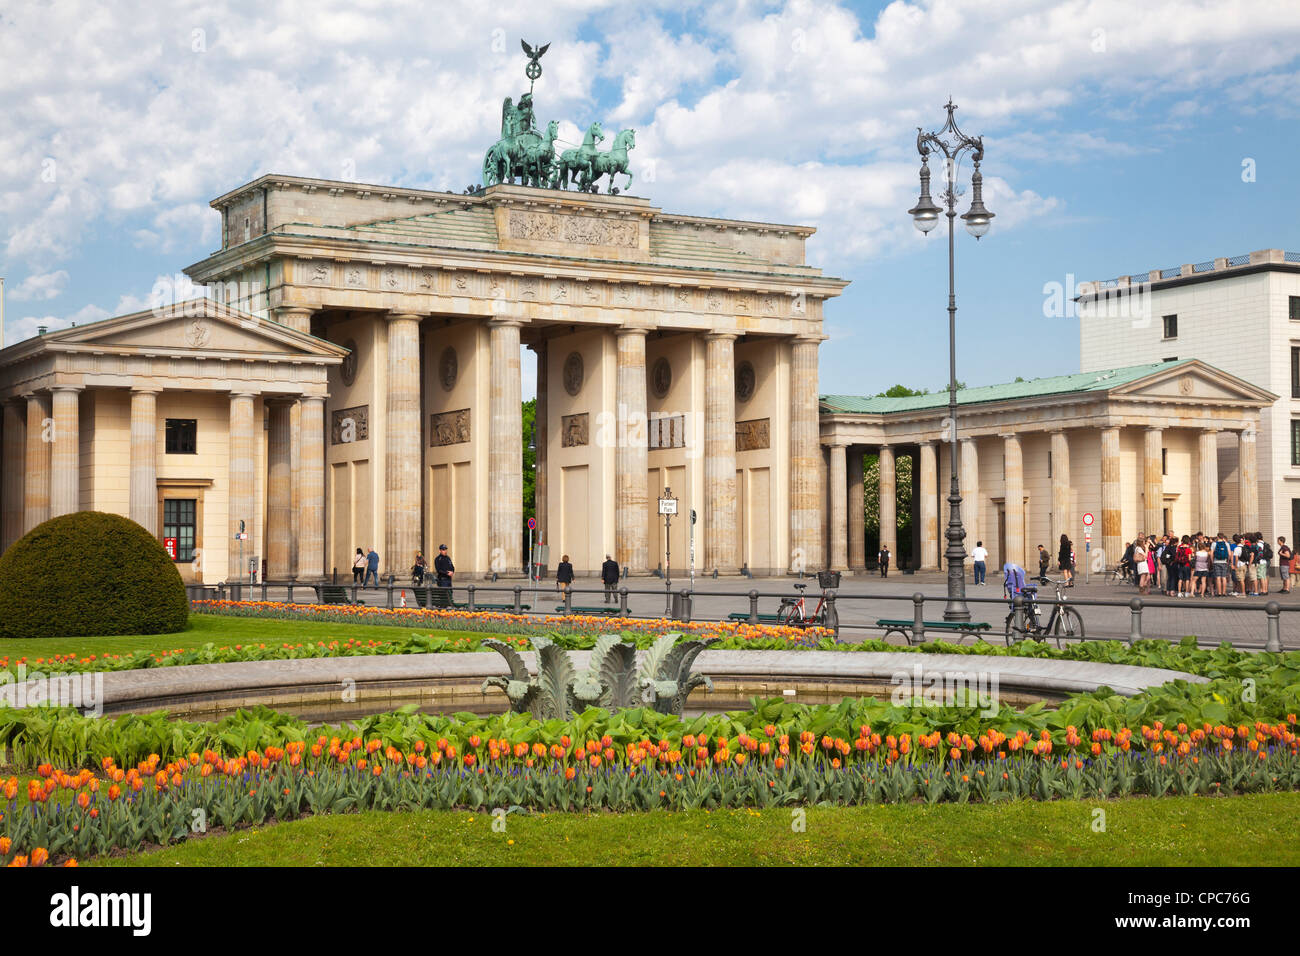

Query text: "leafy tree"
[861, 452, 914, 569]
[876, 384, 928, 398]
[522, 398, 537, 525]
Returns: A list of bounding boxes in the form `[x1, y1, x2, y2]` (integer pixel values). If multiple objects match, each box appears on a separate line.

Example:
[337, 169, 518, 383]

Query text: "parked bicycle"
[1004, 575, 1084, 647]
[779, 571, 840, 630]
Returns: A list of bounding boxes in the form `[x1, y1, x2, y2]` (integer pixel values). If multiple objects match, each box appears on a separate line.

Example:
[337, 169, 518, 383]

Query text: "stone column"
[705, 332, 738, 572]
[1, 399, 26, 550]
[290, 402, 301, 580]
[532, 341, 548, 546]
[848, 445, 865, 570]
[1003, 434, 1025, 568]
[1100, 426, 1122, 564]
[789, 335, 822, 571]
[919, 441, 939, 570]
[298, 396, 326, 582]
[489, 317, 523, 573]
[228, 393, 257, 580]
[130, 388, 160, 535]
[23, 392, 51, 532]
[386, 312, 423, 577]
[878, 444, 896, 557]
[1238, 425, 1259, 532]
[827, 442, 848, 570]
[273, 306, 313, 334]
[1143, 427, 1163, 537]
[266, 399, 294, 580]
[615, 327, 649, 571]
[960, 438, 979, 549]
[1198, 429, 1220, 534]
[48, 386, 81, 518]
[1050, 430, 1070, 550]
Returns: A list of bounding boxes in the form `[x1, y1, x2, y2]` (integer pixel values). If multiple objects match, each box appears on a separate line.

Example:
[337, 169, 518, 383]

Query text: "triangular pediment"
[46, 300, 348, 360]
[1111, 359, 1275, 406]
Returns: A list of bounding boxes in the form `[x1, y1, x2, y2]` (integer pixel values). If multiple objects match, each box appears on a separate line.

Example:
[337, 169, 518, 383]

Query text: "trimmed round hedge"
[0, 511, 189, 638]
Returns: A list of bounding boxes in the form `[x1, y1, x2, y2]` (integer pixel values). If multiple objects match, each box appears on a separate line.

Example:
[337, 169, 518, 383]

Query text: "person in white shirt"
[971, 541, 989, 586]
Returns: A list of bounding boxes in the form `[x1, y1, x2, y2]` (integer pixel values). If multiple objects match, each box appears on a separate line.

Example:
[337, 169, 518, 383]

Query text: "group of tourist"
[1120, 532, 1294, 597]
[350, 545, 456, 588]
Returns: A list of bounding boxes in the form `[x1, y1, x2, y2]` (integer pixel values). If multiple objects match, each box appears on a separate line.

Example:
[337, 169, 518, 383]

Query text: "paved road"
[209, 571, 1297, 651]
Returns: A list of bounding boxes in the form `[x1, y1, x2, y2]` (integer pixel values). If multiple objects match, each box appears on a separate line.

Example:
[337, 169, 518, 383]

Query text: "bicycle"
[779, 572, 840, 630]
[1003, 575, 1084, 648]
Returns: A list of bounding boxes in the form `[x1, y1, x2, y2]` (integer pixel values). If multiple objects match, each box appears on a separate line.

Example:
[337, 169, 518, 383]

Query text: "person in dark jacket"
[600, 554, 620, 603]
[433, 545, 455, 588]
[1057, 534, 1074, 587]
[556, 554, 575, 594]
[877, 544, 890, 578]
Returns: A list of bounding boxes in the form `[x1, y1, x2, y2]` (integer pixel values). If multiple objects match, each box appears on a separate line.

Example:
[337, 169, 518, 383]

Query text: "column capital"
[50, 384, 84, 394]
[272, 306, 313, 330]
[615, 324, 651, 339]
[230, 390, 259, 400]
[264, 395, 298, 409]
[130, 385, 163, 395]
[299, 394, 325, 407]
[825, 438, 851, 449]
[385, 311, 423, 323]
[792, 332, 828, 345]
[486, 315, 524, 330]
[704, 331, 739, 342]
[1200, 426, 1220, 435]
[1144, 425, 1164, 434]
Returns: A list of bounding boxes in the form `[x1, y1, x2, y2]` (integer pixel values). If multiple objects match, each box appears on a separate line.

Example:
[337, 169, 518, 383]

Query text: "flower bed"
[4, 713, 1298, 866]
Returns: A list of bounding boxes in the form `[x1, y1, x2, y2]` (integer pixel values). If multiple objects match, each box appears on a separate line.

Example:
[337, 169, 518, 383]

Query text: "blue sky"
[3, 0, 1299, 397]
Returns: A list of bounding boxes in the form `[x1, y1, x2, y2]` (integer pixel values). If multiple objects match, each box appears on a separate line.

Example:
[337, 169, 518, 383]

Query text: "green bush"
[0, 511, 188, 638]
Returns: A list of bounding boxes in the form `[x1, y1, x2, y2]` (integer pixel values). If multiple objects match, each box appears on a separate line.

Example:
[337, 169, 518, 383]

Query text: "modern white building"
[1078, 248, 1300, 544]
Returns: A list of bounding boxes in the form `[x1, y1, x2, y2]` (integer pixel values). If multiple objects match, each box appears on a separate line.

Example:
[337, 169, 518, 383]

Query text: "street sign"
[527, 516, 537, 531]
[1082, 513, 1094, 527]
[164, 537, 177, 560]
[658, 497, 678, 515]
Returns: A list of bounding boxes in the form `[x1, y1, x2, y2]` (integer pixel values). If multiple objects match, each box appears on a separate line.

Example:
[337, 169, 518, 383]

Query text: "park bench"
[315, 585, 362, 606]
[875, 618, 992, 645]
[727, 611, 787, 624]
[411, 587, 527, 612]
[555, 605, 622, 616]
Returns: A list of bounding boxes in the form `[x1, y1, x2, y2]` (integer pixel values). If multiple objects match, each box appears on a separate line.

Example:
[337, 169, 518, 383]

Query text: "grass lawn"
[95, 792, 1300, 867]
[0, 614, 490, 663]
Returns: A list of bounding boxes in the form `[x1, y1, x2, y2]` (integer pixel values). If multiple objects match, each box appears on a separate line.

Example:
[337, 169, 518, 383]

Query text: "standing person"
[1058, 534, 1074, 587]
[412, 550, 428, 586]
[1243, 534, 1258, 595]
[1175, 535, 1193, 597]
[364, 547, 380, 588]
[878, 544, 890, 578]
[555, 554, 575, 594]
[1134, 538, 1149, 595]
[1212, 533, 1231, 597]
[1277, 537, 1293, 594]
[1193, 537, 1211, 597]
[352, 547, 366, 585]
[1036, 544, 1050, 580]
[600, 554, 620, 603]
[1257, 533, 1272, 596]
[1161, 536, 1177, 596]
[434, 544, 455, 589]
[1231, 534, 1246, 596]
[971, 541, 988, 586]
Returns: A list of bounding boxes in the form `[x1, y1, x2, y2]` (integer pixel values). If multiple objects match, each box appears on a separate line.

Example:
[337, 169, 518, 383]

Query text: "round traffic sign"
[527, 517, 537, 531]
[1082, 513, 1094, 526]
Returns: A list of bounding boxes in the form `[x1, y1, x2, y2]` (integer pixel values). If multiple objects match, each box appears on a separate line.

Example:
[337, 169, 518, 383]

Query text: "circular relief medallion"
[1179, 374, 1194, 396]
[651, 357, 672, 399]
[440, 346, 458, 391]
[735, 360, 756, 403]
[563, 351, 584, 397]
[340, 339, 358, 387]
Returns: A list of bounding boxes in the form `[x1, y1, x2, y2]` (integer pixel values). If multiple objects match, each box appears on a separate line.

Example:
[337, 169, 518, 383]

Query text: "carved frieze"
[331, 405, 369, 445]
[431, 408, 471, 446]
[736, 417, 770, 451]
[561, 412, 589, 447]
[507, 211, 638, 248]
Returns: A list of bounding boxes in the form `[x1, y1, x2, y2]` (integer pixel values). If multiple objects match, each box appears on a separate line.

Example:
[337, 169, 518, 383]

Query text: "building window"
[1162, 314, 1178, 339]
[1290, 296, 1300, 321]
[165, 419, 197, 454]
[1294, 347, 1300, 398]
[1162, 447, 1167, 475]
[1293, 420, 1300, 467]
[162, 499, 196, 562]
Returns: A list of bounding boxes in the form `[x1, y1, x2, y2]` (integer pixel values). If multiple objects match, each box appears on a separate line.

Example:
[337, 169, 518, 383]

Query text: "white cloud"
[7, 270, 69, 301]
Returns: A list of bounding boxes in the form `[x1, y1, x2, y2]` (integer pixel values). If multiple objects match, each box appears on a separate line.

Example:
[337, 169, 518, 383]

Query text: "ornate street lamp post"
[907, 99, 994, 622]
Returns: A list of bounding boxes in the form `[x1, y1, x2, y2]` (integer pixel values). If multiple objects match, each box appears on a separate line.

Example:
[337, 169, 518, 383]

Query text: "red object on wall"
[164, 537, 178, 560]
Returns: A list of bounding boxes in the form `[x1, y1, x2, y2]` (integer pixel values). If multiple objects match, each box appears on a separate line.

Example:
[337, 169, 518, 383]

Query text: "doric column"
[272, 306, 313, 334]
[48, 386, 81, 517]
[532, 341, 548, 545]
[878, 444, 897, 556]
[1, 399, 26, 550]
[1003, 434, 1024, 568]
[919, 441, 938, 569]
[1198, 429, 1219, 534]
[266, 399, 294, 580]
[1100, 426, 1122, 564]
[960, 438, 979, 548]
[1050, 430, 1070, 550]
[23, 392, 51, 532]
[1143, 426, 1163, 537]
[130, 388, 160, 534]
[789, 335, 822, 571]
[615, 327, 649, 572]
[1238, 425, 1259, 532]
[848, 445, 865, 569]
[298, 395, 326, 582]
[228, 392, 257, 580]
[488, 317, 523, 573]
[705, 332, 738, 572]
[386, 312, 423, 577]
[828, 441, 848, 570]
[290, 402, 301, 580]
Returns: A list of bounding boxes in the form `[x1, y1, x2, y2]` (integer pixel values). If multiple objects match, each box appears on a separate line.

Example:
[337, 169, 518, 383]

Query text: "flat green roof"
[820, 359, 1195, 415]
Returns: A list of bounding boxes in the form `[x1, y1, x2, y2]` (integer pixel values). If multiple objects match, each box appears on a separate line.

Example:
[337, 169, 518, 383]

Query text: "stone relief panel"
[736, 418, 770, 452]
[340, 339, 358, 386]
[507, 211, 638, 248]
[561, 412, 589, 447]
[331, 405, 369, 445]
[735, 361, 756, 403]
[563, 351, 584, 396]
[651, 357, 672, 399]
[430, 408, 471, 446]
